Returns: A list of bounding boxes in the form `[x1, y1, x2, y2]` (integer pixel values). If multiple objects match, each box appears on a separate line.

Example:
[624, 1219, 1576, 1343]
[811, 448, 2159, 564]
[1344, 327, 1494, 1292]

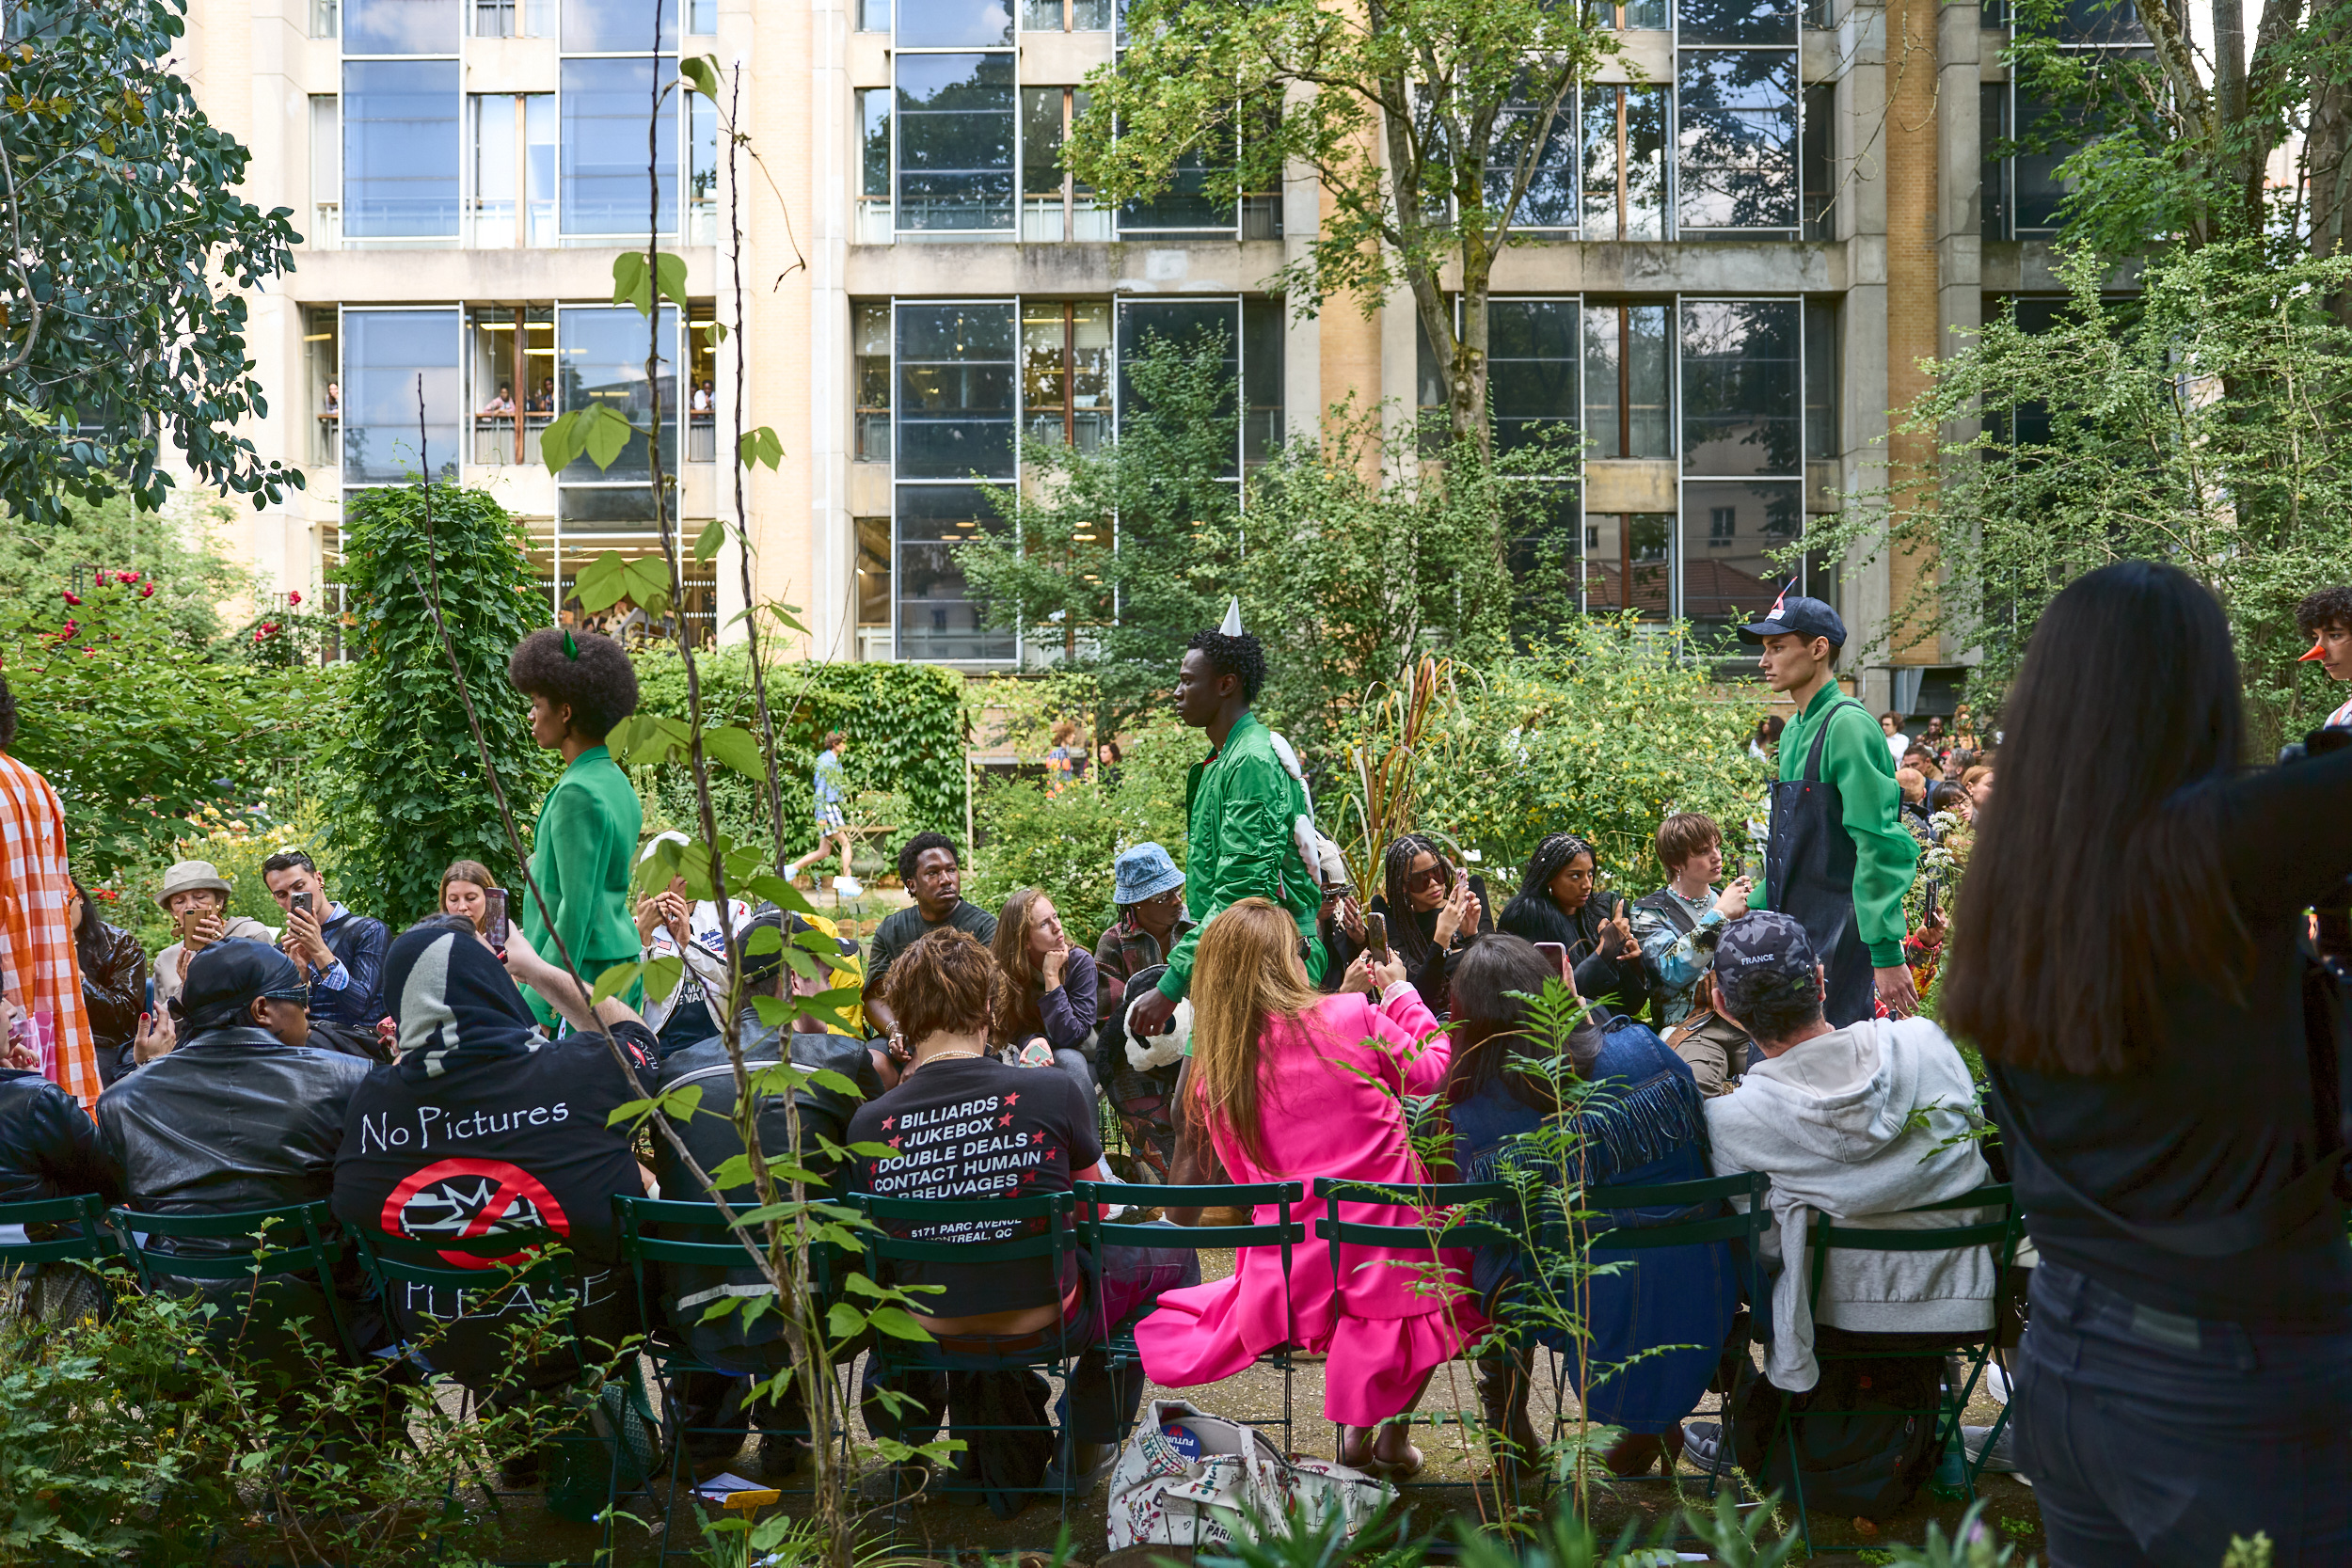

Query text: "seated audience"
[151, 860, 271, 1016]
[634, 831, 758, 1056]
[1497, 832, 1651, 1014]
[1628, 813, 1750, 1028]
[69, 877, 147, 1086]
[333, 919, 655, 1401]
[0, 997, 117, 1206]
[1927, 780, 1969, 822]
[1092, 844, 1191, 1020]
[1690, 912, 1994, 1464]
[862, 832, 995, 1041]
[990, 887, 1099, 1097]
[1444, 935, 1738, 1480]
[654, 911, 894, 1474]
[1963, 764, 1994, 815]
[95, 941, 375, 1364]
[1660, 971, 1756, 1096]
[1324, 834, 1492, 1020]
[439, 861, 496, 934]
[1136, 899, 1473, 1479]
[1895, 769, 1934, 844]
[849, 928, 1193, 1511]
[261, 850, 390, 1061]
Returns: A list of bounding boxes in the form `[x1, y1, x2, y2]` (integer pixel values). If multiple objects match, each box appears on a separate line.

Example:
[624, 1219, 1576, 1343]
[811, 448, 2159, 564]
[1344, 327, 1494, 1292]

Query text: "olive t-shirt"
[847, 1053, 1100, 1316]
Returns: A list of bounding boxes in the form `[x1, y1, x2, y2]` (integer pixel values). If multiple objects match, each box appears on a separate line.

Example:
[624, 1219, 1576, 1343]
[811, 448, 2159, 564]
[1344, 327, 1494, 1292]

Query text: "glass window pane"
[1488, 94, 1577, 229]
[860, 87, 892, 198]
[471, 94, 517, 245]
[1581, 300, 1672, 461]
[557, 304, 679, 482]
[1488, 299, 1578, 464]
[1580, 85, 1666, 240]
[896, 53, 1015, 232]
[343, 309, 461, 484]
[897, 0, 1011, 46]
[855, 302, 893, 461]
[2012, 74, 2071, 237]
[1681, 299, 1799, 475]
[1118, 299, 1238, 474]
[343, 60, 459, 237]
[1508, 482, 1583, 619]
[690, 90, 717, 233]
[1677, 0, 1795, 45]
[896, 302, 1017, 479]
[1022, 87, 1064, 197]
[857, 516, 893, 627]
[1804, 296, 1837, 463]
[1241, 294, 1283, 463]
[1583, 511, 1674, 616]
[862, 0, 889, 28]
[1980, 81, 2010, 239]
[562, 55, 677, 235]
[1800, 81, 1834, 237]
[563, 0, 675, 51]
[1679, 480, 1803, 630]
[2053, 0, 2146, 44]
[344, 0, 457, 53]
[690, 0, 713, 30]
[1677, 51, 1797, 233]
[896, 483, 1015, 662]
[525, 93, 558, 245]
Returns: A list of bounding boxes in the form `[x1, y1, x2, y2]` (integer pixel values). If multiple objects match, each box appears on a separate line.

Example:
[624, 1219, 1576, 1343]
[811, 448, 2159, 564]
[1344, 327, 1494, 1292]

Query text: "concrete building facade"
[179, 0, 2120, 712]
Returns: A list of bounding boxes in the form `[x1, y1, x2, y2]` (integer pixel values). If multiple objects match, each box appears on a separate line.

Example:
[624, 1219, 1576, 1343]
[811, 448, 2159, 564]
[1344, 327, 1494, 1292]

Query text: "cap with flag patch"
[1737, 591, 1848, 647]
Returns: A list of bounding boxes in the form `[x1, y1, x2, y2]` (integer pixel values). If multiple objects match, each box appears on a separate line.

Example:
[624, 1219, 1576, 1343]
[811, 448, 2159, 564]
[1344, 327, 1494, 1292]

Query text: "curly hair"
[507, 627, 640, 741]
[1187, 628, 1265, 703]
[0, 673, 15, 752]
[884, 927, 995, 1044]
[897, 831, 961, 885]
[2296, 585, 2352, 639]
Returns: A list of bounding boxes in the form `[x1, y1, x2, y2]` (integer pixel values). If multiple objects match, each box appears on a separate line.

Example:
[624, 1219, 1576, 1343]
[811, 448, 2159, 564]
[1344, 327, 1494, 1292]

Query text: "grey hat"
[1713, 911, 1820, 1018]
[155, 860, 233, 910]
[1113, 843, 1184, 907]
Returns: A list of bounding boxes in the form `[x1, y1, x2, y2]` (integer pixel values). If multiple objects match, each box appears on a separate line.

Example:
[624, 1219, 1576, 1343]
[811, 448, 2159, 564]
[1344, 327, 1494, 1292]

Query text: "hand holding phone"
[1364, 911, 1390, 962]
[1533, 941, 1570, 984]
[292, 890, 314, 918]
[485, 887, 510, 949]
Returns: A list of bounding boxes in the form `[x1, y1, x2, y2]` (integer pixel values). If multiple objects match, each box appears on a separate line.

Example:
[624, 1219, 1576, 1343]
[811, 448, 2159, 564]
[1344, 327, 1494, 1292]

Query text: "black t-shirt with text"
[847, 1053, 1100, 1316]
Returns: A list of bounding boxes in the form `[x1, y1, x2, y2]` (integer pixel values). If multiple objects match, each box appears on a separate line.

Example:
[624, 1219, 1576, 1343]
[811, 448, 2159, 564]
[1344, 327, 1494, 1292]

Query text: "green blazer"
[1157, 711, 1326, 1001]
[520, 744, 644, 1025]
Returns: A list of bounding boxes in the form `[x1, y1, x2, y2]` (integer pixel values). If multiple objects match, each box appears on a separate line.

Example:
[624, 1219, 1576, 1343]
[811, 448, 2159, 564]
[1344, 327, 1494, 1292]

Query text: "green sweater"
[1747, 683, 1918, 969]
[1157, 712, 1326, 1000]
[520, 744, 645, 1025]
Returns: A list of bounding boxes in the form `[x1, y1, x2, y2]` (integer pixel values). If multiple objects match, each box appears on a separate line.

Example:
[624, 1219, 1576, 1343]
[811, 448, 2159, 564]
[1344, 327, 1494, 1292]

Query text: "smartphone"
[292, 890, 314, 918]
[485, 887, 510, 949]
[1365, 911, 1390, 962]
[1533, 941, 1571, 984]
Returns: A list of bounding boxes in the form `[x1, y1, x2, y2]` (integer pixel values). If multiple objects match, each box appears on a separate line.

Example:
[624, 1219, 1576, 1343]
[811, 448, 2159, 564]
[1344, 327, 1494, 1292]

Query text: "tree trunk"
[2312, 65, 2352, 325]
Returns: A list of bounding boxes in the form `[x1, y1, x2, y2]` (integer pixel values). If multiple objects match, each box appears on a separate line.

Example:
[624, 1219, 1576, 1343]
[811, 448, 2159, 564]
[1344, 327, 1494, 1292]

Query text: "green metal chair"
[0, 1191, 119, 1267]
[612, 1194, 856, 1562]
[853, 1189, 1096, 1529]
[1769, 1181, 2025, 1554]
[107, 1199, 361, 1363]
[1073, 1179, 1306, 1453]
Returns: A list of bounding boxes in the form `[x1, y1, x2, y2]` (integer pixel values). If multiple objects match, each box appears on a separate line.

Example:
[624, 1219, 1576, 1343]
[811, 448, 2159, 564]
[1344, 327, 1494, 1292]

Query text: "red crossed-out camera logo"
[382, 1157, 573, 1270]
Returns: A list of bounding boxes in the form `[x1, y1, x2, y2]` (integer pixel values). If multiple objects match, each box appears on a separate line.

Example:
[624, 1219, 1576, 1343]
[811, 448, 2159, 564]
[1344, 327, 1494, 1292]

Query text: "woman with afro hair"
[508, 627, 644, 1027]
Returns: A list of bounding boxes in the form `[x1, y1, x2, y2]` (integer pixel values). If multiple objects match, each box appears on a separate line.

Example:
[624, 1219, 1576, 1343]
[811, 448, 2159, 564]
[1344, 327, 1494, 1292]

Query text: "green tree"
[1069, 0, 1618, 446]
[316, 483, 555, 924]
[955, 328, 1245, 737]
[0, 491, 257, 647]
[0, 569, 307, 879]
[0, 0, 303, 523]
[1809, 241, 2352, 753]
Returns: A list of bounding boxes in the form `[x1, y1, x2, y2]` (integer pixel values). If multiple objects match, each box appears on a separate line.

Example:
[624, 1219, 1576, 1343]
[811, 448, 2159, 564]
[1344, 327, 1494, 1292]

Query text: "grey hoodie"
[1706, 1015, 1996, 1391]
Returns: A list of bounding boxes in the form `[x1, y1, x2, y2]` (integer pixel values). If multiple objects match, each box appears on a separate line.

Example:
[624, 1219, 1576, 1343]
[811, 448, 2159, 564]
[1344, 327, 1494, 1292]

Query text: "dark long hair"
[1941, 562, 2253, 1076]
[1499, 832, 1596, 948]
[1380, 833, 1453, 967]
[1444, 934, 1565, 1111]
[68, 876, 103, 945]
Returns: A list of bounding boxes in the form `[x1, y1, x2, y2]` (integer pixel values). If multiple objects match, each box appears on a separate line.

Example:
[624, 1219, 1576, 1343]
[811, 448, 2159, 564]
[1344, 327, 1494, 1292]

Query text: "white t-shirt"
[1886, 731, 1910, 764]
[642, 897, 756, 1036]
[2329, 691, 2352, 729]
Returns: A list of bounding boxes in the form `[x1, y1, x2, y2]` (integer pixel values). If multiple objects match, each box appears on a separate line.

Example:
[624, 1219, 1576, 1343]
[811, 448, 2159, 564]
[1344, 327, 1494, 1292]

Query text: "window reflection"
[342, 309, 462, 484]
[562, 56, 678, 235]
[1584, 513, 1673, 617]
[1118, 300, 1239, 476]
[1023, 301, 1112, 452]
[561, 0, 675, 52]
[1487, 300, 1579, 462]
[1580, 85, 1668, 240]
[556, 305, 678, 483]
[895, 483, 1015, 662]
[1679, 480, 1803, 626]
[1581, 300, 1673, 460]
[897, 53, 1016, 231]
[343, 0, 457, 55]
[1677, 51, 1799, 234]
[854, 302, 893, 462]
[896, 303, 1017, 479]
[1676, 0, 1797, 46]
[1488, 90, 1578, 230]
[1680, 299, 1800, 475]
[343, 60, 460, 237]
[897, 0, 1012, 46]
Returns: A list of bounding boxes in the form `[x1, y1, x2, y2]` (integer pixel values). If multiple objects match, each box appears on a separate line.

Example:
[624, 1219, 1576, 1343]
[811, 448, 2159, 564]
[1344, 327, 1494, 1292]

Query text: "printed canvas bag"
[1107, 1399, 1390, 1551]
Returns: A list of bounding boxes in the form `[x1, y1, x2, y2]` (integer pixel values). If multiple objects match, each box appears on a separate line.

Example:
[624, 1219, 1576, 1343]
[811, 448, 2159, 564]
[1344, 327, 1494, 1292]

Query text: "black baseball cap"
[1712, 911, 1820, 1019]
[1737, 594, 1847, 647]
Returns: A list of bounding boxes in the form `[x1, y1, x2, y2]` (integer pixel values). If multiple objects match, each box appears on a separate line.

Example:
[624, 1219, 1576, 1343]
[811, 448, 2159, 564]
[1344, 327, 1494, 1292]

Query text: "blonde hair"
[1184, 898, 1321, 1169]
[989, 886, 1052, 1047]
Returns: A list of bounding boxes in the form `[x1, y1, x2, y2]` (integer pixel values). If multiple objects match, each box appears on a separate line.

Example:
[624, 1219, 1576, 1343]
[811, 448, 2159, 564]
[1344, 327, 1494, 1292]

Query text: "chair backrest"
[1311, 1178, 1521, 1251]
[1073, 1180, 1305, 1349]
[854, 1189, 1078, 1267]
[350, 1223, 570, 1294]
[107, 1200, 356, 1357]
[1804, 1181, 2023, 1315]
[0, 1191, 118, 1267]
[610, 1194, 846, 1336]
[1583, 1169, 1774, 1251]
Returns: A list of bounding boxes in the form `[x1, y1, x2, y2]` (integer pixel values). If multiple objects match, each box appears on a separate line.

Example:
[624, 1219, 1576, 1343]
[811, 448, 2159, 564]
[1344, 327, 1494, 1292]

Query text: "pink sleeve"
[1372, 988, 1451, 1096]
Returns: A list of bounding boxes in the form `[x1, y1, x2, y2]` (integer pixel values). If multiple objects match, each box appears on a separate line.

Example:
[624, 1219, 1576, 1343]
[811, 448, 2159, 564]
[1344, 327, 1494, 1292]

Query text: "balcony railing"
[689, 197, 718, 245]
[856, 197, 894, 245]
[687, 413, 716, 463]
[310, 202, 342, 251]
[314, 414, 341, 467]
[1020, 196, 1113, 242]
[854, 411, 891, 463]
[471, 412, 550, 466]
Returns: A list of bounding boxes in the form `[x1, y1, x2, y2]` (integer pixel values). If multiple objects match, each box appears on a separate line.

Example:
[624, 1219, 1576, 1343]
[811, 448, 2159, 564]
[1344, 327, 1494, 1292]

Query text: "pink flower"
[61, 591, 81, 607]
[94, 571, 110, 586]
[262, 621, 280, 635]
[252, 629, 264, 642]
[59, 620, 77, 637]
[288, 590, 302, 606]
[119, 571, 140, 585]
[83, 647, 96, 657]
[139, 584, 154, 598]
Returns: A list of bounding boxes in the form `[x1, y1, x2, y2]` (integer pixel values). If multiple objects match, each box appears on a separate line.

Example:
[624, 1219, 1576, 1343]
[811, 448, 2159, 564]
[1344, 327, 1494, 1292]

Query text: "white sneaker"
[834, 875, 864, 898]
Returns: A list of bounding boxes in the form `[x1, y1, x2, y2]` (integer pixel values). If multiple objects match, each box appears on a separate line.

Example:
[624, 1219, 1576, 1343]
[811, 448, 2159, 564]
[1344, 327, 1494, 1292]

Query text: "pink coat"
[1134, 987, 1487, 1426]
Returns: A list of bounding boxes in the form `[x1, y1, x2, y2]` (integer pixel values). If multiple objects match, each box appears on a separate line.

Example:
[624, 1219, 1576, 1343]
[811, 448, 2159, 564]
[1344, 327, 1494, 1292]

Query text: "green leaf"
[679, 54, 722, 99]
[700, 722, 768, 781]
[643, 952, 685, 1004]
[738, 426, 785, 470]
[692, 516, 727, 562]
[574, 550, 632, 611]
[654, 251, 690, 309]
[825, 1301, 866, 1338]
[743, 923, 783, 956]
[590, 958, 643, 1005]
[749, 994, 793, 1028]
[866, 1306, 931, 1340]
[746, 874, 817, 915]
[612, 251, 653, 314]
[809, 1067, 865, 1098]
[580, 402, 638, 470]
[539, 409, 587, 474]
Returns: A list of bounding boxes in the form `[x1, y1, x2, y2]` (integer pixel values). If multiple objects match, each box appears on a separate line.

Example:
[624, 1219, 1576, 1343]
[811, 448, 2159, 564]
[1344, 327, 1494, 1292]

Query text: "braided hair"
[1380, 833, 1454, 967]
[1499, 832, 1599, 949]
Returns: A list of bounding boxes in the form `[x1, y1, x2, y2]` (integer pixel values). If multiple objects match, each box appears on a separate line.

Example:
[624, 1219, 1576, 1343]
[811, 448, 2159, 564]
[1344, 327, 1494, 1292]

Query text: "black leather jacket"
[0, 1068, 117, 1209]
[78, 920, 150, 1086]
[93, 1026, 372, 1259]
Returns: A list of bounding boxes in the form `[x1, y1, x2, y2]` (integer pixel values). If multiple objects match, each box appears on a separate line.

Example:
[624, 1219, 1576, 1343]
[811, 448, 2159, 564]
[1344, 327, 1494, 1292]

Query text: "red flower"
[252, 629, 264, 642]
[83, 648, 96, 657]
[59, 620, 77, 637]
[119, 571, 139, 584]
[139, 584, 154, 598]
[262, 622, 280, 635]
[94, 571, 110, 586]
[288, 591, 302, 606]
[61, 591, 81, 607]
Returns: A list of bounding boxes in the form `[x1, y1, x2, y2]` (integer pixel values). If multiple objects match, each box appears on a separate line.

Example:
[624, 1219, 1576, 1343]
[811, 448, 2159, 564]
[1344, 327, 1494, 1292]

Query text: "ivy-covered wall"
[630, 650, 969, 872]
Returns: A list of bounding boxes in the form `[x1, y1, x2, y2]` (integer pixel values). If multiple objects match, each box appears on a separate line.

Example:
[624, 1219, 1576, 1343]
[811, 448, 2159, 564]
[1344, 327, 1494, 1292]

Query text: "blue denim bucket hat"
[1113, 842, 1185, 906]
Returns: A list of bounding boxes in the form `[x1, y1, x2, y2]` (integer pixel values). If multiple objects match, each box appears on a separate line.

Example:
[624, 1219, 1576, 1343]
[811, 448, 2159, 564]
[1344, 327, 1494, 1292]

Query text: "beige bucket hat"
[154, 860, 233, 909]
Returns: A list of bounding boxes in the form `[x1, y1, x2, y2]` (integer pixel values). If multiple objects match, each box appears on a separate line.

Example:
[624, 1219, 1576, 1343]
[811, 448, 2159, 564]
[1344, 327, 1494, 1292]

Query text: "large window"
[1676, 48, 1799, 236]
[556, 304, 679, 484]
[562, 56, 678, 236]
[1487, 90, 1578, 230]
[1488, 299, 1580, 460]
[342, 61, 461, 239]
[1581, 299, 1673, 459]
[894, 303, 1017, 663]
[342, 308, 462, 484]
[1679, 298, 1804, 633]
[562, 0, 674, 52]
[896, 53, 1016, 232]
[470, 93, 556, 246]
[1581, 85, 1669, 240]
[343, 0, 457, 55]
[1988, 0, 2153, 239]
[1023, 301, 1112, 452]
[1116, 298, 1285, 473]
[854, 302, 892, 462]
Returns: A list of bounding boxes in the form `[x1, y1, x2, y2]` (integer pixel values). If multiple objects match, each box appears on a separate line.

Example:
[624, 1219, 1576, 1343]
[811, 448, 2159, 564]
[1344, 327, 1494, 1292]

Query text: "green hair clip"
[562, 628, 580, 660]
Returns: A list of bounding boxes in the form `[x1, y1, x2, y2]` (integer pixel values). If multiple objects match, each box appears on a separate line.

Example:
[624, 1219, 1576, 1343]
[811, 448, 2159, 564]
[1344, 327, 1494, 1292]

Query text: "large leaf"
[700, 722, 769, 781]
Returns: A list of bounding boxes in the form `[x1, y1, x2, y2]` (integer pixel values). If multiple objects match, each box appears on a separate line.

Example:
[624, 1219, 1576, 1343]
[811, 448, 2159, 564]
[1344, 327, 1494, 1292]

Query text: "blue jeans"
[2012, 1261, 2352, 1568]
